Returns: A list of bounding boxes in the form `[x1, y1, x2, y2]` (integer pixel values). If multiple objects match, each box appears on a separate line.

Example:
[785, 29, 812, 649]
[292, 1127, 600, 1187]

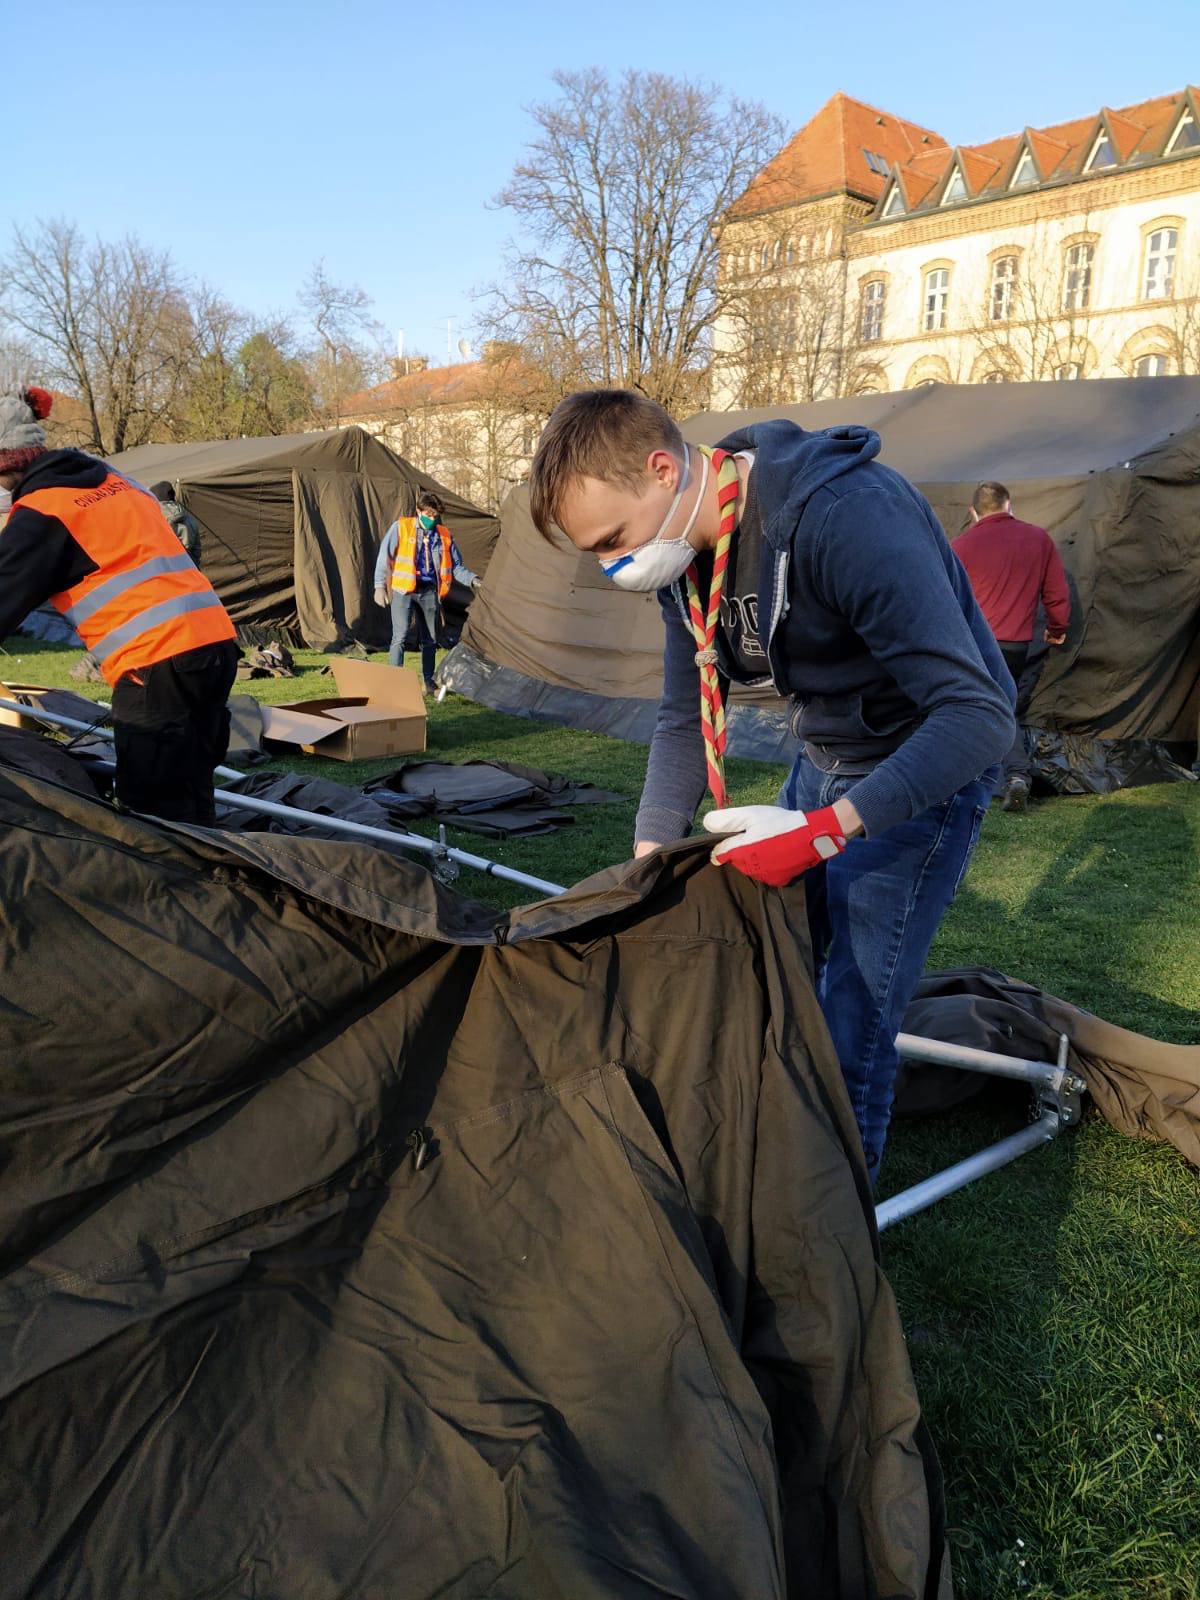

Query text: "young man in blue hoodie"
[529, 389, 1015, 1184]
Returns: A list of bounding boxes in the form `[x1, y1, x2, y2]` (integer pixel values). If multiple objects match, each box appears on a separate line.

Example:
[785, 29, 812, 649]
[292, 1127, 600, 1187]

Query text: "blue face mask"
[418, 512, 437, 530]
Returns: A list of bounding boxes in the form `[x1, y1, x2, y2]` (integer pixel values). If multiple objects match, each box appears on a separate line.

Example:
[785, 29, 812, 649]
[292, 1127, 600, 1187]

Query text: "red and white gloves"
[704, 804, 847, 887]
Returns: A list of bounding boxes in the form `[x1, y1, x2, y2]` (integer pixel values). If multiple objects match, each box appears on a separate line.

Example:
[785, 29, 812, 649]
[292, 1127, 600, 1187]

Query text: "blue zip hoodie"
[635, 421, 1015, 845]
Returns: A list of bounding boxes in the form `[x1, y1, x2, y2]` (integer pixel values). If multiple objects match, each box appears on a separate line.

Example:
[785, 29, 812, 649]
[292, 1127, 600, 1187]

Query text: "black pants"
[111, 641, 239, 825]
[999, 640, 1042, 782]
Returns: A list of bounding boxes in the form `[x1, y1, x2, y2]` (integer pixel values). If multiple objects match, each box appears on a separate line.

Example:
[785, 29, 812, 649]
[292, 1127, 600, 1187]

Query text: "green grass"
[6, 636, 1200, 1598]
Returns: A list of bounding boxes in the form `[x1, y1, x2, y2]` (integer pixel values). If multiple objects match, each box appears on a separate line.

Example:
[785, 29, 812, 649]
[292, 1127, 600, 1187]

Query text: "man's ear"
[645, 448, 679, 487]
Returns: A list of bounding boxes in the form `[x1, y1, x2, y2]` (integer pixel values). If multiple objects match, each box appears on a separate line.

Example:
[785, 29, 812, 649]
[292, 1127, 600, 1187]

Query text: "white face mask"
[599, 446, 709, 592]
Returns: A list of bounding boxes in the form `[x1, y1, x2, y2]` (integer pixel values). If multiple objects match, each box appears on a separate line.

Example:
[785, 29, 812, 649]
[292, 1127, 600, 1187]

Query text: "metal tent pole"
[874, 1110, 1062, 1230]
[0, 697, 565, 898]
[876, 1031, 1084, 1231]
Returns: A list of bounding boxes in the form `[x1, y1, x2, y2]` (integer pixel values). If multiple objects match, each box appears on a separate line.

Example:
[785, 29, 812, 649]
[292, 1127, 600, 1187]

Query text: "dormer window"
[1084, 129, 1117, 171]
[1010, 146, 1037, 188]
[941, 166, 967, 204]
[1166, 107, 1199, 152]
[881, 183, 906, 219]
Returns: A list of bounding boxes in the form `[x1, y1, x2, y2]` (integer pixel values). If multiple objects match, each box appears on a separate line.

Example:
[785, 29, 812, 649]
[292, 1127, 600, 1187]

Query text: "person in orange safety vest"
[373, 490, 477, 692]
[0, 386, 239, 824]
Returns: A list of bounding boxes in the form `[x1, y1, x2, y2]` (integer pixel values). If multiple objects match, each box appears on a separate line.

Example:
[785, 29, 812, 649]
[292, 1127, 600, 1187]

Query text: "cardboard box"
[261, 658, 427, 762]
[0, 682, 104, 732]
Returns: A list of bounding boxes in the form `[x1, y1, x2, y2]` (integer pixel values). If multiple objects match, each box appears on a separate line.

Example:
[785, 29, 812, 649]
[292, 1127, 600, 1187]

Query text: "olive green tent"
[444, 378, 1200, 779]
[109, 426, 499, 650]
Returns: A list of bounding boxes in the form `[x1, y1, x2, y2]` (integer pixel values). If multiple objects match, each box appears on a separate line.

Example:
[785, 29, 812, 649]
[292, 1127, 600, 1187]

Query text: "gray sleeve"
[634, 593, 709, 847]
[450, 543, 477, 588]
[374, 525, 398, 588]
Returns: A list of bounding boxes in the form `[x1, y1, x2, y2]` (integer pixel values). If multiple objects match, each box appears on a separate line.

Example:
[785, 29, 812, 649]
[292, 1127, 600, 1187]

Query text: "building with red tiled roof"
[715, 87, 1200, 403]
[342, 348, 538, 511]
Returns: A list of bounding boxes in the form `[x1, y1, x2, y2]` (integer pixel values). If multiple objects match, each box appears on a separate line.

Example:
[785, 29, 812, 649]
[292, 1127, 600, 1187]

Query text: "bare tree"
[357, 345, 532, 512]
[485, 68, 783, 413]
[718, 216, 878, 405]
[0, 219, 195, 453]
[967, 220, 1095, 382]
[1161, 258, 1200, 376]
[175, 288, 251, 439]
[299, 262, 384, 426]
[0, 334, 37, 393]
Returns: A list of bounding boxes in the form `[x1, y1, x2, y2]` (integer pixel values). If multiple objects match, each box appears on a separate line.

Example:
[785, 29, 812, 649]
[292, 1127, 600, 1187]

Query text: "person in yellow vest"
[0, 386, 239, 824]
[373, 491, 477, 692]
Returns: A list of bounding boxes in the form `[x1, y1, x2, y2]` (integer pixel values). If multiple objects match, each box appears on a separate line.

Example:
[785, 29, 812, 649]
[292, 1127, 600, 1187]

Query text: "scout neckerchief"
[683, 446, 741, 809]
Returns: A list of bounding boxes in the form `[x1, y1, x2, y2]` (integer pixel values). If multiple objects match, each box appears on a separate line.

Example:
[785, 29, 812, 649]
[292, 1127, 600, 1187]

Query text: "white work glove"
[704, 804, 846, 888]
[373, 584, 390, 608]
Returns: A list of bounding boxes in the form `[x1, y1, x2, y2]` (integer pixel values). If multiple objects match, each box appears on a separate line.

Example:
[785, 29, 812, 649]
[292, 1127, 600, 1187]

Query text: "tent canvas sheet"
[107, 426, 499, 652]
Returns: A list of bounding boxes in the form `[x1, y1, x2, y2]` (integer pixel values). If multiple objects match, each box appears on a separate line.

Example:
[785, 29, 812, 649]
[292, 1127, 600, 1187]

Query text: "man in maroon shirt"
[954, 481, 1071, 811]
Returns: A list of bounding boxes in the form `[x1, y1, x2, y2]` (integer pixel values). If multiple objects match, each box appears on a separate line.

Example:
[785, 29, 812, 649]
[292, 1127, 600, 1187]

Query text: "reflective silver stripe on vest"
[62, 554, 198, 630]
[89, 592, 226, 665]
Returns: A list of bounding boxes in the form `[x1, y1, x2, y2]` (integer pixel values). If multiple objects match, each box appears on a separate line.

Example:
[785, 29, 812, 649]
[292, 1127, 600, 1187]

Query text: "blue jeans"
[389, 587, 439, 681]
[783, 753, 997, 1184]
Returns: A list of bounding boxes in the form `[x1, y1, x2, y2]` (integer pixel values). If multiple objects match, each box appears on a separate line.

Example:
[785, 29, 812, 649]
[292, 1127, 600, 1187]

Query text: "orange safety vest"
[390, 517, 455, 599]
[15, 472, 235, 687]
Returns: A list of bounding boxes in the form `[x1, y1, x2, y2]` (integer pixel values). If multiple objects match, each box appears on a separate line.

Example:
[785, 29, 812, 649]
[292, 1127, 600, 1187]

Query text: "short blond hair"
[529, 388, 683, 541]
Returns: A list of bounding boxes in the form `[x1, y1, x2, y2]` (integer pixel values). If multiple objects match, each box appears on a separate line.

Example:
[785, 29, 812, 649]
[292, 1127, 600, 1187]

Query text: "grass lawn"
[5, 637, 1200, 1599]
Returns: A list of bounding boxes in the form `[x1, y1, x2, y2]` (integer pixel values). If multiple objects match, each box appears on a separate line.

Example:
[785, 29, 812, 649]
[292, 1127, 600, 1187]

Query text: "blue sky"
[6, 0, 1193, 366]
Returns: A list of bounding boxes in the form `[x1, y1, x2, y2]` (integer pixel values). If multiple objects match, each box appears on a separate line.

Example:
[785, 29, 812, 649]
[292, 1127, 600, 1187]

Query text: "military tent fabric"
[0, 760, 949, 1600]
[683, 379, 1200, 751]
[442, 481, 800, 763]
[446, 379, 1200, 776]
[107, 426, 499, 651]
[903, 968, 1200, 1169]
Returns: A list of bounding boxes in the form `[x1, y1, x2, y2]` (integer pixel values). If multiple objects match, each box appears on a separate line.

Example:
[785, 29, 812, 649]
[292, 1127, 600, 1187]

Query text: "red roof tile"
[733, 87, 1199, 224]
[1104, 106, 1150, 161]
[730, 92, 948, 217]
[343, 355, 532, 416]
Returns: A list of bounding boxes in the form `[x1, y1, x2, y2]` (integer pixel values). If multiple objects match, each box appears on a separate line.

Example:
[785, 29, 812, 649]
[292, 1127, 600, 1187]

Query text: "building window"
[923, 268, 950, 331]
[1143, 228, 1178, 300]
[881, 183, 905, 219]
[1010, 146, 1037, 188]
[1134, 353, 1170, 377]
[981, 372, 1006, 384]
[1055, 363, 1082, 380]
[863, 149, 890, 176]
[784, 237, 796, 265]
[990, 256, 1018, 321]
[760, 244, 770, 269]
[941, 166, 967, 204]
[1063, 242, 1095, 310]
[1166, 107, 1199, 153]
[860, 279, 885, 342]
[1084, 129, 1117, 171]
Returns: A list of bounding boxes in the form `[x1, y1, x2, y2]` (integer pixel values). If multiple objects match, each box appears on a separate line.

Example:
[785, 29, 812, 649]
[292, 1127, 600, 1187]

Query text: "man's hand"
[703, 804, 847, 887]
[633, 840, 660, 859]
[373, 585, 390, 608]
[1044, 628, 1067, 646]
